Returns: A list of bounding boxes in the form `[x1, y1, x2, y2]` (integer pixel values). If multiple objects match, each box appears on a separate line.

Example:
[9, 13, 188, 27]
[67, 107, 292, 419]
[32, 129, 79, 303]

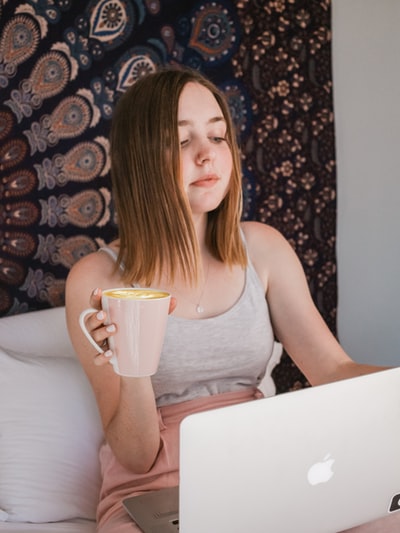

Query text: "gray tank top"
[100, 245, 275, 406]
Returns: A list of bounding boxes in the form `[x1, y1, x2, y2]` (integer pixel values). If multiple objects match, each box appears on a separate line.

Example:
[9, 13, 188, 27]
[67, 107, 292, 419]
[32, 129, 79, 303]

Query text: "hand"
[86, 288, 177, 367]
[82, 288, 116, 366]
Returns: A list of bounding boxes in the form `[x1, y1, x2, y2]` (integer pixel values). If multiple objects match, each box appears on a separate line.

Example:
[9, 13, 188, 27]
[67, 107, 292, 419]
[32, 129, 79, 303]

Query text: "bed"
[0, 306, 281, 532]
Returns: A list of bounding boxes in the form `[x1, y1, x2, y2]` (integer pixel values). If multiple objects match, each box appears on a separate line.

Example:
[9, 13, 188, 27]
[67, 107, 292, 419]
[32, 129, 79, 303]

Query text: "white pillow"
[0, 308, 104, 523]
[0, 306, 75, 359]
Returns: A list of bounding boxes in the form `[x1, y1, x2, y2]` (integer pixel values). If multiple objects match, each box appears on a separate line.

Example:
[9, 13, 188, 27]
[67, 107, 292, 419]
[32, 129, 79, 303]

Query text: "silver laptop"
[123, 367, 400, 532]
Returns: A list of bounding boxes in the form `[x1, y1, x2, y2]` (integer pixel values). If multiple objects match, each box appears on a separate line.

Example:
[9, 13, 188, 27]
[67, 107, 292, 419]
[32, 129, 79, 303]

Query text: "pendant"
[196, 304, 204, 314]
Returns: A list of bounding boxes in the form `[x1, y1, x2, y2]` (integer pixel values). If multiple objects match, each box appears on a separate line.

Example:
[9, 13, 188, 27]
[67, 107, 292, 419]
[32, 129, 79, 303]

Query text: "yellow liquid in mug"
[104, 289, 169, 300]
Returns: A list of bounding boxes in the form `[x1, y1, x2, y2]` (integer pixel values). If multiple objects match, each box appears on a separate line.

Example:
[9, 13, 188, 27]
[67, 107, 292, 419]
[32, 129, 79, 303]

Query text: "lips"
[190, 174, 220, 188]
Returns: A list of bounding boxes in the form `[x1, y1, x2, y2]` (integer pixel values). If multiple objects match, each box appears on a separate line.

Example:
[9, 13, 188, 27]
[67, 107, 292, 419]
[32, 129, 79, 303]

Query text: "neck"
[192, 213, 208, 247]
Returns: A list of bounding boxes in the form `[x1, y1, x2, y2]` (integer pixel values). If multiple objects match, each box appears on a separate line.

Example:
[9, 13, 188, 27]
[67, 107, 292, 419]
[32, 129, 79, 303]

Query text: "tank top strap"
[99, 246, 119, 263]
[239, 227, 265, 294]
[98, 247, 139, 288]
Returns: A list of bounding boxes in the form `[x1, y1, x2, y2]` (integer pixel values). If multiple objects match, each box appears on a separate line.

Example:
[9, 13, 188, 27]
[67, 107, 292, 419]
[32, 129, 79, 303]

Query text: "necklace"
[195, 258, 210, 313]
[173, 258, 210, 314]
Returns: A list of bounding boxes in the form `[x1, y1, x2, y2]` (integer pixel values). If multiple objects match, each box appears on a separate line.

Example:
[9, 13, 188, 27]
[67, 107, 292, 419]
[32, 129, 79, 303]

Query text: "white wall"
[332, 0, 400, 365]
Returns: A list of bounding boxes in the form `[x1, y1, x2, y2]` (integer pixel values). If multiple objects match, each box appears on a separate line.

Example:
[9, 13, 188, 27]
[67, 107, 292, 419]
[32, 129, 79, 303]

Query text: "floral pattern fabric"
[0, 0, 336, 392]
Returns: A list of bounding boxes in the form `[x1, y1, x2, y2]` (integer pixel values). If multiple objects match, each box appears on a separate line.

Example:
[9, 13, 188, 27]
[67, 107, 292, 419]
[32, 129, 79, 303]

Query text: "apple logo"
[307, 453, 335, 486]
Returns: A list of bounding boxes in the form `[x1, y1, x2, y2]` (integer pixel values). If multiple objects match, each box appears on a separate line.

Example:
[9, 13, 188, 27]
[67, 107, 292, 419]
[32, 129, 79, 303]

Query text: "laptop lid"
[178, 368, 400, 533]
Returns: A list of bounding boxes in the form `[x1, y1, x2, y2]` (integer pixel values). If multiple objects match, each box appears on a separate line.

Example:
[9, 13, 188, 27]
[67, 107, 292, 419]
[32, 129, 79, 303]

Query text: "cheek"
[221, 149, 233, 177]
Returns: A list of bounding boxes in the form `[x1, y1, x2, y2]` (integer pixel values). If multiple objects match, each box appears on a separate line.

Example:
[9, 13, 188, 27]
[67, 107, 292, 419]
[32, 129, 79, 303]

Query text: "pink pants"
[96, 388, 263, 532]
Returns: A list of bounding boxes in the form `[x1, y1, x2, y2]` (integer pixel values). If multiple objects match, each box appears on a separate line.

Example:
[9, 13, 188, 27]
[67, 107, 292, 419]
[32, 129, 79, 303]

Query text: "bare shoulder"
[241, 219, 282, 237]
[240, 220, 292, 257]
[240, 221, 301, 289]
[65, 245, 124, 319]
[67, 246, 120, 289]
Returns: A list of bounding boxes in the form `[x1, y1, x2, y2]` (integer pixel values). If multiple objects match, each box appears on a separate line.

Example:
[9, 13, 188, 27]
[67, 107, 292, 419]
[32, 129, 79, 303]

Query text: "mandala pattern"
[0, 0, 336, 393]
[189, 2, 240, 64]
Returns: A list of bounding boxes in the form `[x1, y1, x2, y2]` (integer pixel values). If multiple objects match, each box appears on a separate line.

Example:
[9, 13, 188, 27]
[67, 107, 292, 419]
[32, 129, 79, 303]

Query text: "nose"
[196, 142, 216, 165]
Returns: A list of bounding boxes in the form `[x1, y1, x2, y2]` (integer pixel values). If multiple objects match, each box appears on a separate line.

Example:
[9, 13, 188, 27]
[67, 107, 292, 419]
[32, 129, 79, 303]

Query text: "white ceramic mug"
[79, 288, 171, 377]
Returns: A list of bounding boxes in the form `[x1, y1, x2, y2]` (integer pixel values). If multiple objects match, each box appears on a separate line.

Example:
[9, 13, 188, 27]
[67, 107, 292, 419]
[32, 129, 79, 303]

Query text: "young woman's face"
[177, 82, 233, 216]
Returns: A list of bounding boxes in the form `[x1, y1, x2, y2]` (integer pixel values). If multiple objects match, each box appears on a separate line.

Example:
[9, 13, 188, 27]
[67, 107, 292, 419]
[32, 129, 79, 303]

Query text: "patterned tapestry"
[0, 0, 336, 392]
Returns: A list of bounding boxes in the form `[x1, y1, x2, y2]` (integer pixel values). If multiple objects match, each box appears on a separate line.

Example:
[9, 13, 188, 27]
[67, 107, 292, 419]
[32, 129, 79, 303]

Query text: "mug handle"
[79, 308, 104, 353]
[78, 308, 119, 371]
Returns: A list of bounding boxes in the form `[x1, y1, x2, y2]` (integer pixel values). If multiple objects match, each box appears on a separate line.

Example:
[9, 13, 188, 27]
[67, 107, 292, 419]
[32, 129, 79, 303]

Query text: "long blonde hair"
[110, 67, 247, 286]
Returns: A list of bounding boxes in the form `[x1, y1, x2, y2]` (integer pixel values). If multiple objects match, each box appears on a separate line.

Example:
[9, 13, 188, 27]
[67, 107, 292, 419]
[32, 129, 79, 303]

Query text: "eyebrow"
[178, 116, 226, 127]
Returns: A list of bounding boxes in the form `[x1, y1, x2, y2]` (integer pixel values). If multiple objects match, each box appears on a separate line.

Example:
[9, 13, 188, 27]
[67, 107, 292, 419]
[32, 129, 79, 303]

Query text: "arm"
[65, 252, 160, 473]
[241, 221, 386, 386]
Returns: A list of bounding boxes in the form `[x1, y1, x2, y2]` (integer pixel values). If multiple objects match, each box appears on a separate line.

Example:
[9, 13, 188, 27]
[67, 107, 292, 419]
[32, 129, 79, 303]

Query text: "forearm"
[105, 376, 160, 474]
[322, 360, 389, 385]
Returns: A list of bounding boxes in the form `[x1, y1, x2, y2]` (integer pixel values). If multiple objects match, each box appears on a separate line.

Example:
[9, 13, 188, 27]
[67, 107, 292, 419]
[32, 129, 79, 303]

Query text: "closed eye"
[179, 135, 226, 147]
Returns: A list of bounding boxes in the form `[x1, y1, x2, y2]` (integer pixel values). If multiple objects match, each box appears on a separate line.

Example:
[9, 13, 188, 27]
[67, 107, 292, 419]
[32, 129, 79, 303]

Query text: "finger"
[89, 287, 103, 310]
[91, 321, 116, 347]
[169, 296, 177, 314]
[94, 349, 114, 366]
[83, 309, 106, 335]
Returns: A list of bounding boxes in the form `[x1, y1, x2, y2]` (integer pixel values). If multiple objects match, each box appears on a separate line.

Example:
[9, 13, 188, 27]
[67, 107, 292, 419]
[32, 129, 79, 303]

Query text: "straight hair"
[110, 66, 247, 286]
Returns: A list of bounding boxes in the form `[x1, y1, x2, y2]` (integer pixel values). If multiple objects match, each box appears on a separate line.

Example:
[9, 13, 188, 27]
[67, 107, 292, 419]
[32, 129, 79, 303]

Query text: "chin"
[191, 201, 223, 215]
[189, 193, 228, 215]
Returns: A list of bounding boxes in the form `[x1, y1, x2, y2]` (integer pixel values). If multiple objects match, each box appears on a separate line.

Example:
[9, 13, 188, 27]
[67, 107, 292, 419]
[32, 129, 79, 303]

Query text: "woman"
[65, 67, 396, 532]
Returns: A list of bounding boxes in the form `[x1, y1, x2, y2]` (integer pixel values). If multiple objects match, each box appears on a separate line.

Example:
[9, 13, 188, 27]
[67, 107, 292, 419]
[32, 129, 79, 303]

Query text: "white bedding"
[0, 308, 102, 532]
[0, 519, 95, 532]
[0, 307, 281, 531]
